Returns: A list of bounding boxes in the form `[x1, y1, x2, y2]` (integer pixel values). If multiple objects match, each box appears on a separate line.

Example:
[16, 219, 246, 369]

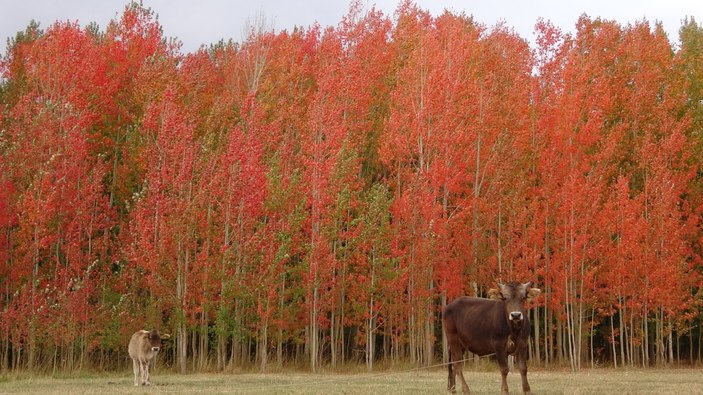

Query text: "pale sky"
[0, 0, 700, 56]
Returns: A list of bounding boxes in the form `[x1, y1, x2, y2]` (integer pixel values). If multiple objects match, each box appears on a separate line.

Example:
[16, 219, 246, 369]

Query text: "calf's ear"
[527, 287, 541, 301]
[487, 288, 503, 300]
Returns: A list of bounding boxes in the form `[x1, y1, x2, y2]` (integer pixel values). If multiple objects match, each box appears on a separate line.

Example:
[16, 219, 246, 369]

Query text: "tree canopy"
[1, 2, 702, 372]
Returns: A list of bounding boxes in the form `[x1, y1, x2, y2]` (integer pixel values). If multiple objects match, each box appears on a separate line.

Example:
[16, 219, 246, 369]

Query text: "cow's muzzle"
[152, 347, 160, 352]
[510, 312, 523, 321]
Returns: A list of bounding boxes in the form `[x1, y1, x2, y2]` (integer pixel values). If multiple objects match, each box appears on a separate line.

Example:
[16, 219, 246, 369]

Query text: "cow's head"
[488, 282, 541, 330]
[147, 330, 162, 353]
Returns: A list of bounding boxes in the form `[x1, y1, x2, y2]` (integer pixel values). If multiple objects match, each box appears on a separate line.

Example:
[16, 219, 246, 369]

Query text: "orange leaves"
[1, 1, 703, 370]
[534, 16, 699, 324]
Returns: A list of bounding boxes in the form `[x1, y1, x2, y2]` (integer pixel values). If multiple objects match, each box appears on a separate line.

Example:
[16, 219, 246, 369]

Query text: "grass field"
[1, 367, 703, 394]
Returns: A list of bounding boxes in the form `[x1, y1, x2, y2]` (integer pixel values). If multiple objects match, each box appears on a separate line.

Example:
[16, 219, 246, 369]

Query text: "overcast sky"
[0, 0, 700, 55]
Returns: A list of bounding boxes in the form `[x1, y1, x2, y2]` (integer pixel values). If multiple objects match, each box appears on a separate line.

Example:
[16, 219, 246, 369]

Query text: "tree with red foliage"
[127, 87, 197, 374]
[0, 19, 116, 370]
[101, 3, 179, 216]
[0, 1, 702, 374]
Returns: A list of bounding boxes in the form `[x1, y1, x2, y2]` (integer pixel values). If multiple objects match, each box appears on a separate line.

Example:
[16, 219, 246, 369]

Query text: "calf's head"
[488, 282, 541, 330]
[147, 330, 162, 353]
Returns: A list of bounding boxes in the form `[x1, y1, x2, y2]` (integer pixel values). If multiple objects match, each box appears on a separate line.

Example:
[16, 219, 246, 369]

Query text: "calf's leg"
[144, 359, 151, 386]
[132, 358, 139, 386]
[138, 359, 149, 385]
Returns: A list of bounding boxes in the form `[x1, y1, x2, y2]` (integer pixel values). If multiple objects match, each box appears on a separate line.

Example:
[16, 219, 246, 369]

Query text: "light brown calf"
[128, 330, 164, 386]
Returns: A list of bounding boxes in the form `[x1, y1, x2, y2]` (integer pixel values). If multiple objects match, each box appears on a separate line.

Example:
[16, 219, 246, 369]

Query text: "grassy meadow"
[1, 368, 703, 394]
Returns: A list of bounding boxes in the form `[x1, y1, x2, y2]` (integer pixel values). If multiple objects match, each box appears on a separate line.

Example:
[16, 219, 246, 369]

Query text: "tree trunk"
[618, 294, 626, 366]
[441, 293, 448, 365]
[424, 279, 434, 366]
[176, 243, 188, 374]
[543, 212, 552, 367]
[177, 322, 187, 374]
[656, 308, 663, 366]
[277, 273, 286, 368]
[610, 313, 618, 368]
[366, 247, 377, 372]
[668, 316, 674, 365]
[534, 301, 541, 365]
[366, 295, 375, 371]
[217, 330, 227, 371]
[28, 221, 40, 371]
[309, 286, 319, 372]
[260, 310, 268, 372]
[643, 303, 649, 367]
[545, 305, 551, 366]
[559, 317, 565, 363]
[589, 308, 595, 368]
[330, 309, 337, 370]
[688, 324, 693, 365]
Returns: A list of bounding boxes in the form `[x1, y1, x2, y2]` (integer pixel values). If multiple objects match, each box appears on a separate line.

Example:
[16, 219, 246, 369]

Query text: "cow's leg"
[131, 358, 139, 386]
[496, 351, 510, 395]
[453, 353, 470, 393]
[518, 354, 531, 395]
[453, 359, 470, 394]
[447, 341, 470, 394]
[447, 348, 456, 393]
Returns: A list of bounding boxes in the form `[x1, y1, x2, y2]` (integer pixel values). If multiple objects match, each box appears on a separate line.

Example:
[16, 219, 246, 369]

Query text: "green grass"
[1, 368, 702, 394]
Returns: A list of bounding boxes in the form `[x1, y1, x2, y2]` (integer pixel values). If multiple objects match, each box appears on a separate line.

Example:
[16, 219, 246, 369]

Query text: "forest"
[1, 1, 703, 373]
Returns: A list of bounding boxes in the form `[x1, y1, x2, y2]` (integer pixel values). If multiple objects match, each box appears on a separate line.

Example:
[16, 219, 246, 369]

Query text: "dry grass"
[1, 367, 703, 394]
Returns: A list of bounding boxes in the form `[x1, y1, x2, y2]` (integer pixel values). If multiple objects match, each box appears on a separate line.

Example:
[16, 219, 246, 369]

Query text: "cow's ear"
[487, 288, 503, 300]
[527, 287, 542, 301]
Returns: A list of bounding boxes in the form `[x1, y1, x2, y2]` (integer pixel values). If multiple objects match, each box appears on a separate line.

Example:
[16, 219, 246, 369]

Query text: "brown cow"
[443, 282, 541, 394]
[128, 329, 165, 386]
